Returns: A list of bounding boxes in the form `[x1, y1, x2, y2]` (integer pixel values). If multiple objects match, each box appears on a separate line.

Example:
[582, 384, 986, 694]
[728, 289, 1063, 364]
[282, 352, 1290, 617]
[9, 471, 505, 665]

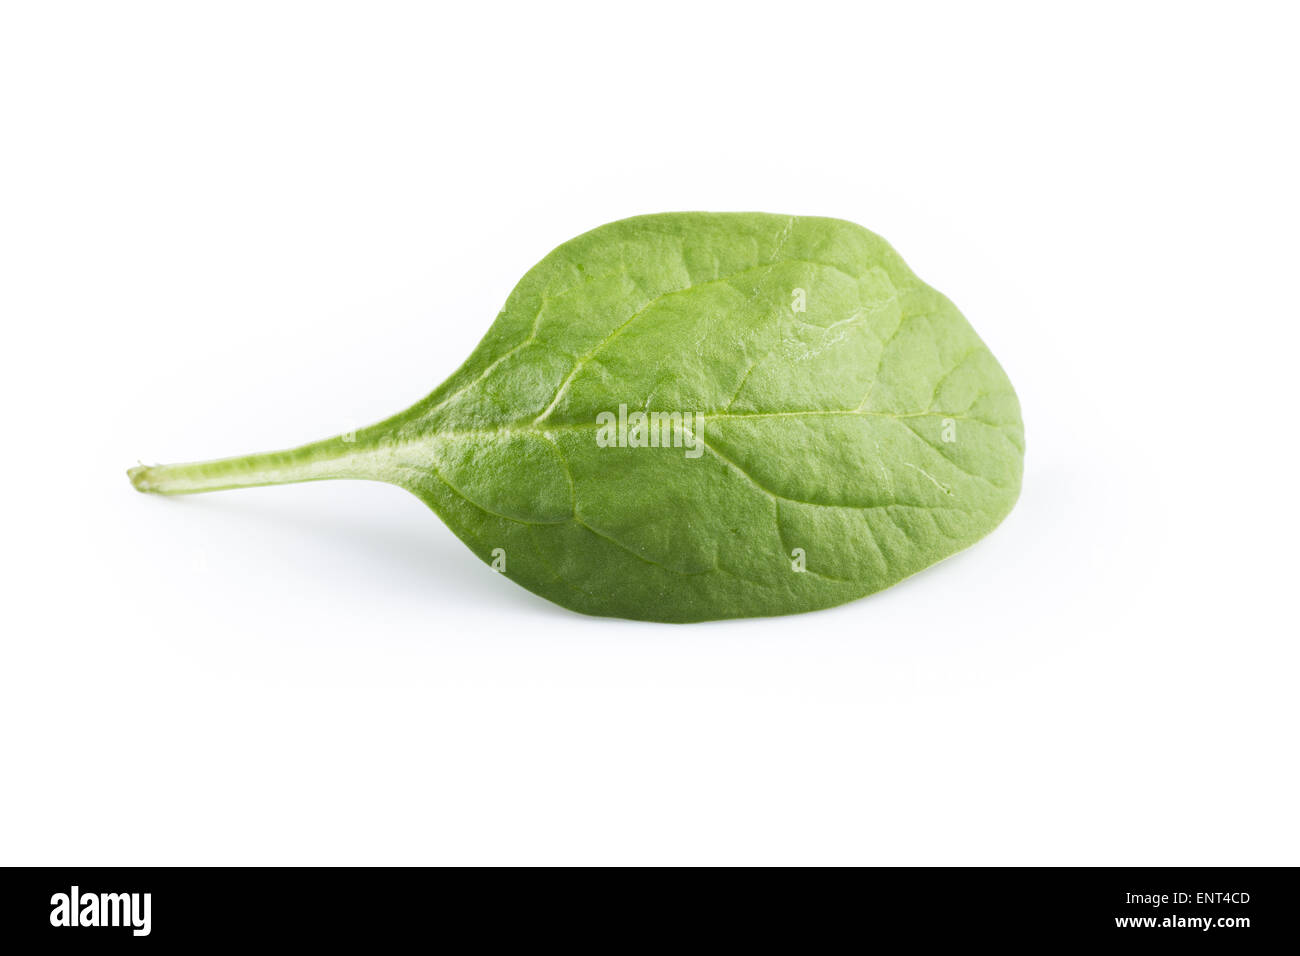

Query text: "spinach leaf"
[130, 213, 1024, 621]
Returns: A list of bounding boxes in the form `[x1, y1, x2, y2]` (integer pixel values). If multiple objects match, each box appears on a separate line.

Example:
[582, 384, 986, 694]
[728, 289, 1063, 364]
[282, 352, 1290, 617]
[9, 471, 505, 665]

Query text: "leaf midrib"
[422, 407, 1010, 441]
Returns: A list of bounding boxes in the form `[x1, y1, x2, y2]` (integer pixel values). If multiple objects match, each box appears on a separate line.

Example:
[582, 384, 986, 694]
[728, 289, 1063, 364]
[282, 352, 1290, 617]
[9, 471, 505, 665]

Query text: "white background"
[2, 2, 1296, 865]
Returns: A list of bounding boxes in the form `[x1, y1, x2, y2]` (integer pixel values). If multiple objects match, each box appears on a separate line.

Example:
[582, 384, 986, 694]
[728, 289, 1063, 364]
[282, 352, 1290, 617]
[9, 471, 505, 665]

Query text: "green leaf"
[129, 213, 1024, 622]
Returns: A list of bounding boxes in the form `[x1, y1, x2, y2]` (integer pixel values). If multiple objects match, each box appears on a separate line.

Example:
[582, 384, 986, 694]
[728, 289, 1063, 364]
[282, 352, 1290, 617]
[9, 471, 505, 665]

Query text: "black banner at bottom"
[0, 867, 1292, 946]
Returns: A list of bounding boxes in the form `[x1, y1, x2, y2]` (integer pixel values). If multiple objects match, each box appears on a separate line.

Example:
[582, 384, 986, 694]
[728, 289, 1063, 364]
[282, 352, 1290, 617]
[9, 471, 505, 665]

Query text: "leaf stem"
[127, 435, 384, 496]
